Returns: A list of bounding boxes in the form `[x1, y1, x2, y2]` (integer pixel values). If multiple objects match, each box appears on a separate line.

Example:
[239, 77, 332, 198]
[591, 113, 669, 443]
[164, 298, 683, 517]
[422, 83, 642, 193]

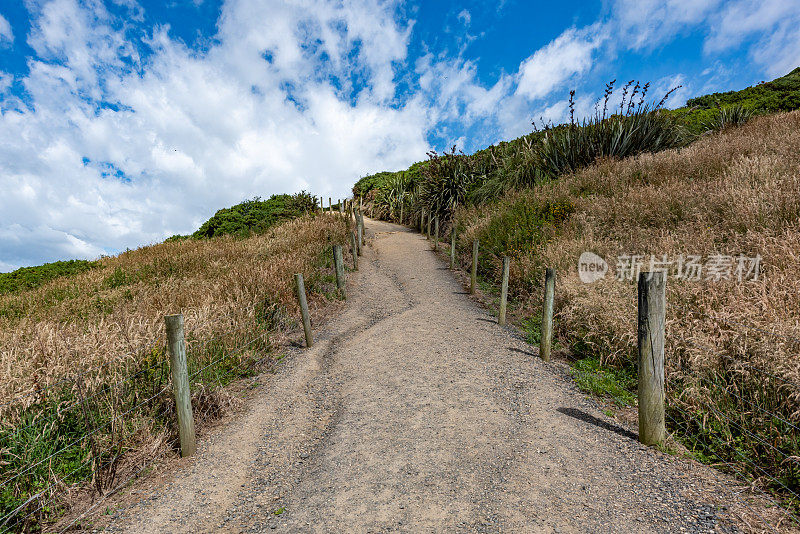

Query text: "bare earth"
[105, 218, 757, 533]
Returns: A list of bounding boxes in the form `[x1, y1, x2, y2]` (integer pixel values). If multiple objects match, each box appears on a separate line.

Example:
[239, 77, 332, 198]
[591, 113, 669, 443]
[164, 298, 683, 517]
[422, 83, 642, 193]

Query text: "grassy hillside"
[353, 68, 800, 514]
[458, 113, 800, 511]
[353, 68, 800, 209]
[0, 212, 351, 531]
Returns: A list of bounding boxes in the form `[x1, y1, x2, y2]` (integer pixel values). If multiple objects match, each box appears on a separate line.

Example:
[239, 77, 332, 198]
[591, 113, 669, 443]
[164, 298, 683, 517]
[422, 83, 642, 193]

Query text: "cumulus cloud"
[515, 26, 606, 100]
[705, 0, 800, 77]
[0, 0, 432, 270]
[2, 0, 799, 271]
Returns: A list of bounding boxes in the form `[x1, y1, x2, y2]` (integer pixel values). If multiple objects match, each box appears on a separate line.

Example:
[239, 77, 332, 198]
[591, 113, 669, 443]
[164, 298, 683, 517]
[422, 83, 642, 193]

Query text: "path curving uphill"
[108, 218, 748, 533]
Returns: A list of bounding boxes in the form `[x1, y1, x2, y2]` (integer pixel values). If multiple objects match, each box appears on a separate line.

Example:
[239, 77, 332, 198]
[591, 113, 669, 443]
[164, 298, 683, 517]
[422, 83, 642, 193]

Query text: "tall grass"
[0, 213, 352, 531]
[455, 111, 800, 510]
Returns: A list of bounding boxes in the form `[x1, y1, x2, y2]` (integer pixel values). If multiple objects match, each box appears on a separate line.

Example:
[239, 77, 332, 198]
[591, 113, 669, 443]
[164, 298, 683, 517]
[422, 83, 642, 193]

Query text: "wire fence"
[0, 314, 274, 533]
[418, 217, 800, 531]
[0, 205, 354, 533]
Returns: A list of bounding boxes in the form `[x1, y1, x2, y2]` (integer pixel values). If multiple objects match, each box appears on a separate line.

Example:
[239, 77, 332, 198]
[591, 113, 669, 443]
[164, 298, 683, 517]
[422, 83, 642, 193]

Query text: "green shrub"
[192, 191, 316, 239]
[0, 260, 98, 296]
[534, 84, 688, 178]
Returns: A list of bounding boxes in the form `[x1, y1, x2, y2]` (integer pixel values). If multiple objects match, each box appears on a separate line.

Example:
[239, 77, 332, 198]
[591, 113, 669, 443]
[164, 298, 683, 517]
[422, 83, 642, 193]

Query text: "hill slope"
[352, 67, 800, 206]
[456, 110, 800, 511]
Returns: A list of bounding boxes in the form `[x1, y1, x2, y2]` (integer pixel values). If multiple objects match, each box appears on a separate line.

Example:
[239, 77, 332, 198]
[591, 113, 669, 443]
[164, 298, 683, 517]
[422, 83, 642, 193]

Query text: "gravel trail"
[107, 218, 748, 533]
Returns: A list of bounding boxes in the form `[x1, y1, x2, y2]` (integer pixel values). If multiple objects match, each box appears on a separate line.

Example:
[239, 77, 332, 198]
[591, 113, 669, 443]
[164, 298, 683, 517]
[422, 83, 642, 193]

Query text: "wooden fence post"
[165, 314, 196, 458]
[294, 273, 314, 348]
[540, 268, 555, 362]
[450, 228, 456, 269]
[351, 231, 359, 270]
[498, 256, 510, 326]
[637, 271, 666, 446]
[470, 240, 479, 294]
[357, 222, 363, 253]
[433, 217, 439, 250]
[420, 210, 425, 234]
[426, 216, 431, 240]
[399, 204, 403, 225]
[333, 245, 346, 298]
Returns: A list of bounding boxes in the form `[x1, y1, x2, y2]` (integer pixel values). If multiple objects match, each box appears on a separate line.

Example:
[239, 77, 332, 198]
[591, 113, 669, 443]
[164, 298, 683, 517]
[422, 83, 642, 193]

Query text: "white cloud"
[0, 14, 13, 44]
[2, 0, 799, 271]
[515, 26, 606, 100]
[612, 0, 721, 50]
[0, 0, 432, 270]
[705, 0, 800, 77]
[612, 0, 800, 77]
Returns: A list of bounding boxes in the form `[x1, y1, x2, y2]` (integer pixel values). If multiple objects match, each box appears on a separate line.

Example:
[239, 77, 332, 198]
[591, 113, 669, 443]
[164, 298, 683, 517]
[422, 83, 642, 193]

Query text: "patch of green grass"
[569, 357, 636, 407]
[520, 314, 542, 345]
[272, 507, 286, 516]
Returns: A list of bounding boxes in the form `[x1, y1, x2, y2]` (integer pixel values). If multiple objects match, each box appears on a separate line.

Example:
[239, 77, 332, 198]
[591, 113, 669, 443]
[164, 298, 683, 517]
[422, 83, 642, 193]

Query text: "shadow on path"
[508, 347, 537, 358]
[557, 407, 638, 441]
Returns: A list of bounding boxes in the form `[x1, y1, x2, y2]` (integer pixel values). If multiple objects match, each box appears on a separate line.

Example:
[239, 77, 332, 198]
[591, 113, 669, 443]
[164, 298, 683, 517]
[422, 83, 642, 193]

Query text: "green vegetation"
[569, 357, 636, 407]
[1, 212, 352, 531]
[193, 192, 317, 239]
[0, 260, 98, 296]
[0, 330, 268, 532]
[669, 66, 800, 132]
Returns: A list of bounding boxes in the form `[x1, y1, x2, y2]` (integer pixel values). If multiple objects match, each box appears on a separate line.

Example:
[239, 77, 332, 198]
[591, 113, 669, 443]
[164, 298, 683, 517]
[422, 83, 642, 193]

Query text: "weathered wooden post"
[426, 216, 431, 240]
[165, 314, 196, 458]
[294, 273, 314, 348]
[420, 210, 425, 233]
[400, 203, 404, 225]
[357, 219, 363, 253]
[637, 271, 666, 446]
[450, 228, 456, 269]
[333, 245, 345, 298]
[470, 239, 479, 294]
[328, 197, 332, 213]
[351, 231, 359, 270]
[540, 268, 555, 362]
[433, 217, 439, 250]
[498, 256, 510, 326]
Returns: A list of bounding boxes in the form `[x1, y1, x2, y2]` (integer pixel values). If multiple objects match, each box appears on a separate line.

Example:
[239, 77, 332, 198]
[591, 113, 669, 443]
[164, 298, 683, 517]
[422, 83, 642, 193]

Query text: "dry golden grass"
[457, 111, 800, 510]
[0, 212, 353, 531]
[0, 212, 351, 418]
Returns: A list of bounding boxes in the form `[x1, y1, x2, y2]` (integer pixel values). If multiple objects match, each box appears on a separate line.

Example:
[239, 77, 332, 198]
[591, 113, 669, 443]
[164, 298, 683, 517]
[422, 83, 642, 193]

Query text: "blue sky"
[1, 0, 799, 272]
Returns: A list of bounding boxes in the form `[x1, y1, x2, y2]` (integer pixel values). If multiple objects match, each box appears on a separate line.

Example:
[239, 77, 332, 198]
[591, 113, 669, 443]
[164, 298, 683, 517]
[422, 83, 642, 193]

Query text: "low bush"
[0, 260, 98, 295]
[192, 191, 317, 239]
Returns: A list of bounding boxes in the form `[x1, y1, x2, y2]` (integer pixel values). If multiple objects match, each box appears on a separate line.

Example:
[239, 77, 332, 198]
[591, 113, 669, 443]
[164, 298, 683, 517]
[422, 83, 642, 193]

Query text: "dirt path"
[107, 219, 745, 533]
